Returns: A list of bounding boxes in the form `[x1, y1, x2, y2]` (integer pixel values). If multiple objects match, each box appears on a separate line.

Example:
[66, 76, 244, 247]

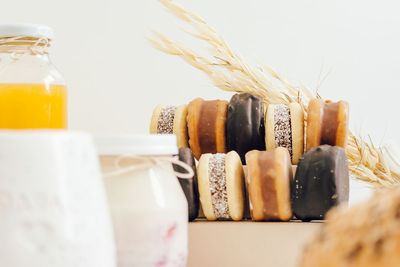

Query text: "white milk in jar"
[0, 131, 116, 267]
[97, 134, 188, 267]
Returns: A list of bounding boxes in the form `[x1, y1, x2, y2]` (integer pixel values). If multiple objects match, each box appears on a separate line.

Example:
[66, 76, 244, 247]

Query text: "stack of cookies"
[150, 93, 350, 222]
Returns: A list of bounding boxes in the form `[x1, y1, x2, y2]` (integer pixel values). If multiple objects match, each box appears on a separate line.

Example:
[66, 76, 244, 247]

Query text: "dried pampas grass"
[299, 186, 400, 266]
[148, 0, 400, 186]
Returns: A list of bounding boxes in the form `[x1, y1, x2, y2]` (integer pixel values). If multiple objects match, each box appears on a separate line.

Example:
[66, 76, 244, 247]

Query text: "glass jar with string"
[0, 24, 67, 129]
[96, 134, 191, 267]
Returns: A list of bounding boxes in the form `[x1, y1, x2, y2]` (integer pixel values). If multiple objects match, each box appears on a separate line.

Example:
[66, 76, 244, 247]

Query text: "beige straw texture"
[148, 0, 400, 186]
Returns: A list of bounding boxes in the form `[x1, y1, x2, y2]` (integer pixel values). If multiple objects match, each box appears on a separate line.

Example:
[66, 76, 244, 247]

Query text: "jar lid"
[0, 24, 54, 39]
[95, 134, 178, 155]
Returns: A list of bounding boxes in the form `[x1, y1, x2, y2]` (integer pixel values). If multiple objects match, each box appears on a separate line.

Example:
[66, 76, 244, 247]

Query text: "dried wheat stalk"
[148, 0, 400, 186]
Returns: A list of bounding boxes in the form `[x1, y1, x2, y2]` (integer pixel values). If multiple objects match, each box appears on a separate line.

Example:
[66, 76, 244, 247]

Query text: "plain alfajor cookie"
[197, 151, 245, 221]
[306, 99, 349, 150]
[245, 147, 293, 221]
[150, 104, 188, 148]
[226, 93, 266, 164]
[265, 102, 304, 164]
[187, 98, 228, 160]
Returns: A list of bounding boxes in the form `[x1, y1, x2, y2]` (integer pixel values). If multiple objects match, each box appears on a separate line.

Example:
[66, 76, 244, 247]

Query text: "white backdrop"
[2, 0, 399, 143]
[4, 0, 398, 202]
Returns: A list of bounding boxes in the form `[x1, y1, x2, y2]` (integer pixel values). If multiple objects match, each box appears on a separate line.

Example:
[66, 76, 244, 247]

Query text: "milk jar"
[0, 131, 116, 267]
[97, 134, 188, 267]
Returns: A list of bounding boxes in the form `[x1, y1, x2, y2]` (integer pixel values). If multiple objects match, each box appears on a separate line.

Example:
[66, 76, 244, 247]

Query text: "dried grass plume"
[148, 0, 400, 186]
[299, 186, 400, 266]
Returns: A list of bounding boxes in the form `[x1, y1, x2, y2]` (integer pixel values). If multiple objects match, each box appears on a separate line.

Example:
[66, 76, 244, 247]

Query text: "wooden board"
[188, 221, 321, 267]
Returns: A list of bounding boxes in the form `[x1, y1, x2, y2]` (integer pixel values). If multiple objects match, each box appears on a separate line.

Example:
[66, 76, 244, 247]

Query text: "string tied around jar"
[104, 154, 195, 179]
[0, 36, 50, 58]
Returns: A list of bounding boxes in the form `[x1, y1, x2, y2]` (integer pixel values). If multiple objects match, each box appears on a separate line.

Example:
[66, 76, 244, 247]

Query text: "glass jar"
[0, 131, 116, 267]
[0, 24, 67, 129]
[96, 134, 189, 267]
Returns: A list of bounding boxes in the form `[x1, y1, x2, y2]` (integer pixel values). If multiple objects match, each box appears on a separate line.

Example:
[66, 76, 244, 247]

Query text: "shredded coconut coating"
[208, 153, 230, 219]
[274, 104, 293, 159]
[157, 105, 176, 134]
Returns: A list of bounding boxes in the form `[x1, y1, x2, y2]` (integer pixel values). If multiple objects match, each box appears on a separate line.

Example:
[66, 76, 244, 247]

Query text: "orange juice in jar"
[0, 24, 67, 129]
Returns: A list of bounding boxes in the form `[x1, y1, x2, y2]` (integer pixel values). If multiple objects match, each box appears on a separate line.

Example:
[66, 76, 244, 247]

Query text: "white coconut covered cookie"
[150, 104, 188, 148]
[197, 151, 245, 221]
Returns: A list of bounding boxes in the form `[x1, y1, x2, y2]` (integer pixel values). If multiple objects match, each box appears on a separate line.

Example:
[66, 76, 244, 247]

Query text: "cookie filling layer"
[157, 105, 176, 134]
[198, 101, 218, 154]
[320, 102, 339, 146]
[208, 153, 230, 219]
[258, 151, 279, 220]
[274, 104, 293, 159]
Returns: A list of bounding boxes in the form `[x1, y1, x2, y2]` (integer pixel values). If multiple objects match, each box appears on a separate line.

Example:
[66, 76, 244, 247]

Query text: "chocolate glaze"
[320, 102, 339, 146]
[227, 93, 266, 164]
[173, 148, 199, 221]
[258, 151, 279, 220]
[292, 145, 349, 221]
[198, 101, 219, 154]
